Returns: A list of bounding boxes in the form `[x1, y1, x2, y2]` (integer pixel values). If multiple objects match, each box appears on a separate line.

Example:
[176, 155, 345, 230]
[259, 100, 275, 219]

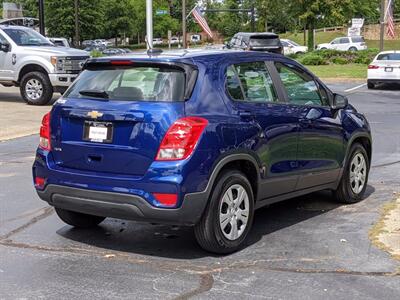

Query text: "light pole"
[74, 0, 80, 47]
[146, 0, 153, 48]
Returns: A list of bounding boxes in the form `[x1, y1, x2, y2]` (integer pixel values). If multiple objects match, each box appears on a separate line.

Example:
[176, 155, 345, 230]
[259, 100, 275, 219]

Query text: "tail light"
[156, 117, 208, 161]
[153, 193, 178, 207]
[368, 65, 379, 69]
[39, 112, 51, 150]
[34, 176, 46, 190]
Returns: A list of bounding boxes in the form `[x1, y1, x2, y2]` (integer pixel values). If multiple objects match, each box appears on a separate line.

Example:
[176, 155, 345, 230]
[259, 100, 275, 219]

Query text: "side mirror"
[331, 93, 348, 110]
[0, 42, 10, 52]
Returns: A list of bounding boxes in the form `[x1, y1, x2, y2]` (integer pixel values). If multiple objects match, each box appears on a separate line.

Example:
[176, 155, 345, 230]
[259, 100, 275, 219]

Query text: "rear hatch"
[50, 59, 198, 177]
[249, 34, 283, 53]
[372, 53, 400, 78]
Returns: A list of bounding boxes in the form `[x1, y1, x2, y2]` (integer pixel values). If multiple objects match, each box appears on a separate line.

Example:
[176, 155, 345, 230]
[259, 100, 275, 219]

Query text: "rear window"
[249, 36, 280, 47]
[65, 67, 186, 101]
[377, 53, 400, 61]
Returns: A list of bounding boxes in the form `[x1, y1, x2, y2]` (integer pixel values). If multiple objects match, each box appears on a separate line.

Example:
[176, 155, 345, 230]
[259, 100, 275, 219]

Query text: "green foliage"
[297, 49, 379, 65]
[299, 54, 328, 65]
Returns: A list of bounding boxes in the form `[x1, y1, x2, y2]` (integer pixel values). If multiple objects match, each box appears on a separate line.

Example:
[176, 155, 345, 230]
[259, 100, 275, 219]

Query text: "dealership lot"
[0, 83, 399, 299]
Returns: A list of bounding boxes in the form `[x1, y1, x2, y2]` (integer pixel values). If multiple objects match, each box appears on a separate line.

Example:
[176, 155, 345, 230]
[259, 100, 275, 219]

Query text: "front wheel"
[333, 143, 370, 204]
[194, 170, 254, 254]
[20, 71, 53, 105]
[55, 208, 105, 228]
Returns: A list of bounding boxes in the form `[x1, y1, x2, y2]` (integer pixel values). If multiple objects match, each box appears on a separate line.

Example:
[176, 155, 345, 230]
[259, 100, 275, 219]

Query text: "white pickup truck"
[0, 25, 89, 105]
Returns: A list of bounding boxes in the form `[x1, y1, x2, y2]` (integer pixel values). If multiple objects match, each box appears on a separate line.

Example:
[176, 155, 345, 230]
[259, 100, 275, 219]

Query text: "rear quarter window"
[352, 37, 365, 43]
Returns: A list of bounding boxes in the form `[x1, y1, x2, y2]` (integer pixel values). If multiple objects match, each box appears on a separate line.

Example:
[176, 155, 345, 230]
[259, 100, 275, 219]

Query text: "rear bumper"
[37, 184, 208, 226]
[368, 78, 400, 84]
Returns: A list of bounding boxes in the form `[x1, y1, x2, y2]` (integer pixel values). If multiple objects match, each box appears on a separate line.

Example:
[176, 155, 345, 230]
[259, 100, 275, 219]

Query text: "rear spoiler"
[82, 59, 198, 100]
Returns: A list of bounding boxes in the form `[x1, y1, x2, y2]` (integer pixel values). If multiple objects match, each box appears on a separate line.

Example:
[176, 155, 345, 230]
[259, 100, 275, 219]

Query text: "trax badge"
[87, 111, 103, 119]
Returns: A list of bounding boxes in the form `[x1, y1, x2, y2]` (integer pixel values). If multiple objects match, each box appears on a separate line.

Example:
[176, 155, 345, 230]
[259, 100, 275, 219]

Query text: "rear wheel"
[333, 143, 369, 204]
[194, 170, 254, 254]
[20, 71, 53, 105]
[349, 47, 358, 51]
[55, 208, 105, 228]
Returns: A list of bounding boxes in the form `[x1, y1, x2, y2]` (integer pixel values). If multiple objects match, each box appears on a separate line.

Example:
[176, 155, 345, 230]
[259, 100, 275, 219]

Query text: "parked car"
[0, 25, 89, 105]
[281, 39, 308, 55]
[33, 50, 372, 254]
[82, 40, 93, 47]
[153, 38, 163, 45]
[226, 32, 283, 54]
[317, 36, 367, 51]
[170, 36, 181, 45]
[48, 37, 70, 48]
[367, 50, 400, 89]
[102, 48, 126, 56]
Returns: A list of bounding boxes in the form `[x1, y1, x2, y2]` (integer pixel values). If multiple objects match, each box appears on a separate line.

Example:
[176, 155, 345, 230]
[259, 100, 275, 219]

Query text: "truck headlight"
[51, 56, 66, 73]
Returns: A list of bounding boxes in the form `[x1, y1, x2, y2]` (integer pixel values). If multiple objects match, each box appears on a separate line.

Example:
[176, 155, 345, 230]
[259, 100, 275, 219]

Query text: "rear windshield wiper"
[79, 89, 109, 99]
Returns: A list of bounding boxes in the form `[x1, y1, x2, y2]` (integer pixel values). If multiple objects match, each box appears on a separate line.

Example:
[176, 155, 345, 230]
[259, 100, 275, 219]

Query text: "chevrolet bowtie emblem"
[87, 111, 103, 119]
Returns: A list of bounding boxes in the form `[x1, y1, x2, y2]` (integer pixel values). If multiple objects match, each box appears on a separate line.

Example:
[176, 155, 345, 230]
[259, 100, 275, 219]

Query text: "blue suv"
[33, 50, 372, 253]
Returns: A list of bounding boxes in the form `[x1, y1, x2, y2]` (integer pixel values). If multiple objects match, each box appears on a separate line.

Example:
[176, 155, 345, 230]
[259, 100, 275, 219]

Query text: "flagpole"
[379, 0, 386, 51]
[186, 4, 198, 20]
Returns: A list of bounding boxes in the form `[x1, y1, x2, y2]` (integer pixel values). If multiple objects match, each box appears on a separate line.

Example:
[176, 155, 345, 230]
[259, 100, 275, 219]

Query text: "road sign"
[156, 9, 168, 16]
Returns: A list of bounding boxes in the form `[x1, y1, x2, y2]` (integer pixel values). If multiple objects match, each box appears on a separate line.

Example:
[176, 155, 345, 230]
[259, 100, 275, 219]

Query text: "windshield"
[289, 40, 300, 47]
[65, 67, 186, 101]
[377, 53, 400, 61]
[3, 28, 53, 46]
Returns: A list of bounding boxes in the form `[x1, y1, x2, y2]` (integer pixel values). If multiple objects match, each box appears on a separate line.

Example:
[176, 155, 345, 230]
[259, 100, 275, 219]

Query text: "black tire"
[349, 47, 358, 51]
[333, 143, 370, 204]
[367, 81, 375, 89]
[55, 208, 105, 228]
[20, 71, 53, 105]
[194, 170, 255, 254]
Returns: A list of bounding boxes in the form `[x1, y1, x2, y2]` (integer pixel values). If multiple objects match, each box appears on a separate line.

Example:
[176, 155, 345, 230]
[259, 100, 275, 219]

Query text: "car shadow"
[57, 185, 375, 259]
[372, 83, 400, 91]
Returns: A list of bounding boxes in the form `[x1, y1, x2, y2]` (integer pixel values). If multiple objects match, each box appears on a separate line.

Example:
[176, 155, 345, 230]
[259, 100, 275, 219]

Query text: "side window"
[226, 62, 278, 103]
[340, 38, 350, 44]
[226, 66, 244, 100]
[281, 41, 289, 47]
[0, 33, 8, 44]
[275, 62, 324, 106]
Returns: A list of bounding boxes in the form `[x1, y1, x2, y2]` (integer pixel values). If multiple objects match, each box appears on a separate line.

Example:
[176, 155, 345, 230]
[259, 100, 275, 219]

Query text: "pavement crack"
[173, 273, 214, 300]
[0, 206, 54, 240]
[0, 206, 50, 225]
[372, 160, 400, 169]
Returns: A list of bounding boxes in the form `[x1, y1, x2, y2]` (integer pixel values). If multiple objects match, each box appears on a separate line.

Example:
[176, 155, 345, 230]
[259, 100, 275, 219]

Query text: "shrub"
[298, 53, 328, 65]
[332, 57, 348, 64]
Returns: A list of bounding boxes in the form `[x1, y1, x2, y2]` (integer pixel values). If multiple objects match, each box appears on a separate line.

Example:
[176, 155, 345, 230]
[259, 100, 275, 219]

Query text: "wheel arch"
[204, 153, 261, 202]
[346, 132, 372, 167]
[18, 64, 49, 83]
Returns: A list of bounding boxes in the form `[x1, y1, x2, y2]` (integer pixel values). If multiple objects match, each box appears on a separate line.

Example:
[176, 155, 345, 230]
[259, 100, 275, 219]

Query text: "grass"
[306, 63, 367, 79]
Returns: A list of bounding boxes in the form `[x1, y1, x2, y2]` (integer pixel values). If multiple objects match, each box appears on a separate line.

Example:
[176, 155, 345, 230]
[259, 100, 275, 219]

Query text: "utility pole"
[74, 0, 80, 47]
[380, 0, 386, 51]
[38, 0, 45, 36]
[182, 0, 187, 49]
[146, 0, 153, 48]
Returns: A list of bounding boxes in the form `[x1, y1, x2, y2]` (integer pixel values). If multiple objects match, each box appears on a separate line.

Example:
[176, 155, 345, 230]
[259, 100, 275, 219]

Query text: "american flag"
[387, 0, 396, 38]
[191, 6, 213, 39]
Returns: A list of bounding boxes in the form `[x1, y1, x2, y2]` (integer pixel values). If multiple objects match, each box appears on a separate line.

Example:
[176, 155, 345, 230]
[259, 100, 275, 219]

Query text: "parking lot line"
[344, 83, 367, 93]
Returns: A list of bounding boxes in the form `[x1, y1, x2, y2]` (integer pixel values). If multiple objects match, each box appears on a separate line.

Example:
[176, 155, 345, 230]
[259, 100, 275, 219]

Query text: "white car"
[367, 51, 400, 89]
[317, 36, 367, 51]
[170, 37, 181, 45]
[153, 38, 163, 45]
[281, 39, 308, 55]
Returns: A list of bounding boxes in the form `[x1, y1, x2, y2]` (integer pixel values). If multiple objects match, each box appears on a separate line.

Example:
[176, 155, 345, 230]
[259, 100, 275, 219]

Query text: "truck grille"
[63, 56, 89, 74]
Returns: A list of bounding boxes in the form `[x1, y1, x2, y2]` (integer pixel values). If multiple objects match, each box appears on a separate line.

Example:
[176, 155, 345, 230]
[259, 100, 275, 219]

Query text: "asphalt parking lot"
[1, 82, 399, 299]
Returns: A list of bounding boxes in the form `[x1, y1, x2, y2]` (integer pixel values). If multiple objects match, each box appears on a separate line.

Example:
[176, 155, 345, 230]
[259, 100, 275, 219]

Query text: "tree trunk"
[307, 21, 314, 50]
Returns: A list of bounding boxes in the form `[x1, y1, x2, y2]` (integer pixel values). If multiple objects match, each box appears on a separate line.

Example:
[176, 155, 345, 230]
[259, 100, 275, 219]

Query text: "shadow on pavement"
[372, 83, 400, 91]
[57, 185, 375, 259]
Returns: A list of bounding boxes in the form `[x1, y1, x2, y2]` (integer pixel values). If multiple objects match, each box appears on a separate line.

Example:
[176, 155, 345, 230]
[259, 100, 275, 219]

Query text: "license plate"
[385, 67, 393, 72]
[83, 121, 113, 143]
